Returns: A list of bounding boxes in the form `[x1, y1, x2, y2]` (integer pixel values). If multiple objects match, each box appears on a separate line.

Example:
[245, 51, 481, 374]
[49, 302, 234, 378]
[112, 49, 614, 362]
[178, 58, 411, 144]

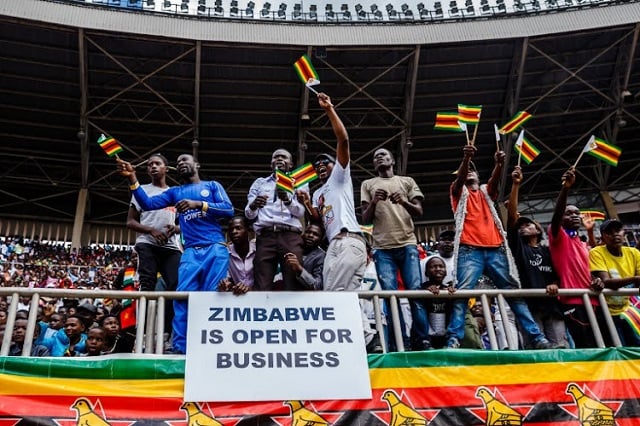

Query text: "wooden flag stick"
[572, 149, 587, 169]
[470, 112, 481, 146]
[517, 148, 522, 168]
[306, 84, 334, 107]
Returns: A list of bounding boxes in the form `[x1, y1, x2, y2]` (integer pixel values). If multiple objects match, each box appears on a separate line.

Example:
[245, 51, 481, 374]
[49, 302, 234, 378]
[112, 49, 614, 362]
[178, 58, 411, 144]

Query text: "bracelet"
[202, 201, 209, 212]
[129, 181, 140, 191]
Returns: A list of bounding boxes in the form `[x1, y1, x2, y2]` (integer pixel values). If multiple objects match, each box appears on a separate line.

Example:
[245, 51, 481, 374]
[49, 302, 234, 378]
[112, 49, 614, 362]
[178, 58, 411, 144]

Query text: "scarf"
[451, 184, 520, 288]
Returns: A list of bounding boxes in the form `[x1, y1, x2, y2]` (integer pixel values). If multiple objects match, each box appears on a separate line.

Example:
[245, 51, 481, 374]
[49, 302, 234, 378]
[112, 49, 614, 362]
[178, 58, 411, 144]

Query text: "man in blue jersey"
[117, 154, 234, 354]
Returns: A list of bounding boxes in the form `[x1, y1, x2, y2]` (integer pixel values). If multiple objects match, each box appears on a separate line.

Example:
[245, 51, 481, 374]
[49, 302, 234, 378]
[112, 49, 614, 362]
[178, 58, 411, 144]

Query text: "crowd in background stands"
[0, 236, 133, 289]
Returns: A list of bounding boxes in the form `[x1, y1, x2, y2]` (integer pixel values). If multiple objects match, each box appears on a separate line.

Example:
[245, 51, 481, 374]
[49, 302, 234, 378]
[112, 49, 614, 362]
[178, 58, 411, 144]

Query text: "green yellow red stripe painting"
[0, 348, 639, 425]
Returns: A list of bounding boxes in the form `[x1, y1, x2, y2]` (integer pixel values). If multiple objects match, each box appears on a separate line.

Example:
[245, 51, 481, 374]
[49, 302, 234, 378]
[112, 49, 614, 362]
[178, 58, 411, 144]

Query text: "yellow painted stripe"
[0, 375, 184, 397]
[370, 359, 640, 389]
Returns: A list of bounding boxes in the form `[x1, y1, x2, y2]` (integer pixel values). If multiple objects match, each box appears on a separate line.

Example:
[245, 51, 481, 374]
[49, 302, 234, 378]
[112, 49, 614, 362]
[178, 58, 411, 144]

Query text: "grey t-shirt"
[130, 184, 182, 251]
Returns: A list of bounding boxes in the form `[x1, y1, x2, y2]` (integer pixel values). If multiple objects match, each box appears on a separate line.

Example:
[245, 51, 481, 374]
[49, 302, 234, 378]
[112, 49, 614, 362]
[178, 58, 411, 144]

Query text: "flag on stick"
[457, 104, 482, 125]
[514, 130, 540, 165]
[584, 135, 622, 167]
[289, 163, 318, 188]
[434, 112, 464, 132]
[580, 210, 606, 221]
[275, 169, 294, 193]
[499, 111, 532, 135]
[293, 55, 320, 87]
[494, 124, 501, 151]
[360, 224, 374, 235]
[97, 134, 123, 157]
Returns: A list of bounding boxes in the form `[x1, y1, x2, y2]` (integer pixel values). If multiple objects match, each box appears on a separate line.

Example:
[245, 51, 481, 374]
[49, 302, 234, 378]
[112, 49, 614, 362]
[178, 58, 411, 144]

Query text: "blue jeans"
[446, 245, 546, 345]
[374, 245, 430, 345]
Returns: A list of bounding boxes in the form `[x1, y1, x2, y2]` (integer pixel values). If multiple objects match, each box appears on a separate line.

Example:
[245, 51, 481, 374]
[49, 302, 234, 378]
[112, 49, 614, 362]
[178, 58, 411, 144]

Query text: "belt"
[334, 230, 366, 243]
[259, 224, 302, 234]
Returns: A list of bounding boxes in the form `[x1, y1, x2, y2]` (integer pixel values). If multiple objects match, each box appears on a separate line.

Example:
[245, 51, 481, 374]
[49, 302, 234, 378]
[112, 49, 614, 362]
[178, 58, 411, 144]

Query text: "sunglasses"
[313, 159, 332, 168]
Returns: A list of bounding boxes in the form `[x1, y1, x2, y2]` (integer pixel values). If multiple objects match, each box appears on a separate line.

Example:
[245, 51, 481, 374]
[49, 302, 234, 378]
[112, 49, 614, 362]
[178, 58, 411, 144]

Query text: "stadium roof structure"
[2, 0, 640, 235]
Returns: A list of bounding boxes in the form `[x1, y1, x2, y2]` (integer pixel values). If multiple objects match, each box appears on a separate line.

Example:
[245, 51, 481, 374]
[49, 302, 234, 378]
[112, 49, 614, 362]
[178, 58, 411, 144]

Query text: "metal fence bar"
[480, 293, 498, 350]
[0, 287, 637, 355]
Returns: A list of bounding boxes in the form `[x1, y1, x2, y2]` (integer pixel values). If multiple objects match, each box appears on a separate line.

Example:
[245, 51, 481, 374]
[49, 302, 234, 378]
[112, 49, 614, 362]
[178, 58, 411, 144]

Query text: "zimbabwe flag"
[584, 135, 622, 167]
[96, 134, 123, 157]
[580, 210, 606, 221]
[293, 54, 320, 86]
[457, 104, 482, 124]
[514, 130, 540, 164]
[434, 112, 464, 132]
[275, 169, 294, 193]
[1, 348, 639, 425]
[289, 163, 318, 188]
[499, 111, 532, 134]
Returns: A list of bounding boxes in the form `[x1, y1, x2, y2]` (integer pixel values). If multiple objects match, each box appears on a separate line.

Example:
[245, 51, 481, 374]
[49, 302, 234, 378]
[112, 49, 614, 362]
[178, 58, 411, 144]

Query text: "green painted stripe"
[368, 347, 640, 369]
[0, 356, 185, 379]
[1, 348, 639, 380]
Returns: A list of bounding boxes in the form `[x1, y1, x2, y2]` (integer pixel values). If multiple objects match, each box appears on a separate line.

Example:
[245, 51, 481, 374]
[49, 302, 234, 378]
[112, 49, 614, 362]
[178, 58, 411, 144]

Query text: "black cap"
[515, 216, 535, 228]
[515, 216, 543, 240]
[313, 153, 336, 165]
[438, 230, 455, 240]
[77, 302, 97, 314]
[600, 219, 623, 233]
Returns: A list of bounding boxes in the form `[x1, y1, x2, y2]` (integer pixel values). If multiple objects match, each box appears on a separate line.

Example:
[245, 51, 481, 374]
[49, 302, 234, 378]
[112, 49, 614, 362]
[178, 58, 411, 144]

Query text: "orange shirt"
[451, 186, 503, 247]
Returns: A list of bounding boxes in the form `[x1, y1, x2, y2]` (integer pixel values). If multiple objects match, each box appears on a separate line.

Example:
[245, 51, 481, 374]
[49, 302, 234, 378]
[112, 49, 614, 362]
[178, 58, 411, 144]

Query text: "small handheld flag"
[580, 210, 606, 221]
[97, 134, 123, 157]
[275, 169, 294, 194]
[514, 130, 540, 166]
[494, 123, 501, 151]
[289, 163, 318, 188]
[294, 55, 320, 88]
[499, 111, 532, 135]
[585, 135, 621, 167]
[457, 104, 482, 125]
[434, 112, 464, 132]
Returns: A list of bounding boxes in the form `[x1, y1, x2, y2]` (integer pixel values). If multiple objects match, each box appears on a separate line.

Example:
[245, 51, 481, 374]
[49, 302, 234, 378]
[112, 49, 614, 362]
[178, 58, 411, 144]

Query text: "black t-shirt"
[508, 228, 562, 315]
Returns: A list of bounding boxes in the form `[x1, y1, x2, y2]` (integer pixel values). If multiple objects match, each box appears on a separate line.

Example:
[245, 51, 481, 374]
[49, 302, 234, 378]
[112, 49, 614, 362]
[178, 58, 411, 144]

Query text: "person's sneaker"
[446, 338, 460, 349]
[366, 335, 384, 354]
[531, 339, 553, 350]
[415, 340, 433, 351]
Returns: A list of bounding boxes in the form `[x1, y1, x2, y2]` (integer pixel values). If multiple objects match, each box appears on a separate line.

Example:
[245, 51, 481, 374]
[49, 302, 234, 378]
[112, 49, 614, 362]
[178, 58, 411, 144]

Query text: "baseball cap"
[438, 230, 455, 240]
[516, 216, 543, 241]
[77, 302, 97, 314]
[313, 153, 336, 165]
[515, 216, 535, 228]
[600, 219, 623, 233]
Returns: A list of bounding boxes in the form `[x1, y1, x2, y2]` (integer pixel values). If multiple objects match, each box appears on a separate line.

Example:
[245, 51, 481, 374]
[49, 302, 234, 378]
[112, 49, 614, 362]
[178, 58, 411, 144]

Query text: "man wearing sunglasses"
[310, 93, 380, 352]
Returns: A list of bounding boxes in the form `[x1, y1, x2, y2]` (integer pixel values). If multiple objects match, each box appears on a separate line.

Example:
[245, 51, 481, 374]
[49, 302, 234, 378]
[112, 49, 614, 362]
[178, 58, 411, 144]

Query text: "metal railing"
[1, 287, 636, 356]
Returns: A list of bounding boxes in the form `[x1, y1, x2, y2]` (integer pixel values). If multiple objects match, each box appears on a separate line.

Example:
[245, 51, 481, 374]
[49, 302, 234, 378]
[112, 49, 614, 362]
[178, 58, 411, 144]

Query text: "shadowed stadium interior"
[2, 0, 640, 235]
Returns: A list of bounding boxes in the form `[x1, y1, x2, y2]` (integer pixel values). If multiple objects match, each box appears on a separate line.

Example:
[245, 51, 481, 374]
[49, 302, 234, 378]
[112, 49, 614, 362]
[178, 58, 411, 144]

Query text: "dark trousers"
[254, 230, 304, 291]
[564, 303, 612, 348]
[135, 242, 181, 333]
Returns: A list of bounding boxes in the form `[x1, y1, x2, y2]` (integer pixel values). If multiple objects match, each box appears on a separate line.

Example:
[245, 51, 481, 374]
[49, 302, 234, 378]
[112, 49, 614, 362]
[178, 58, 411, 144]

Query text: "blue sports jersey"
[131, 181, 234, 248]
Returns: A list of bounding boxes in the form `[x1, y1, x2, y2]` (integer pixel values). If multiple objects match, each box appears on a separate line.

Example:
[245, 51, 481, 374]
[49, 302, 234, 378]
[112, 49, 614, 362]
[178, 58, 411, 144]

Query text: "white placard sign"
[184, 291, 372, 402]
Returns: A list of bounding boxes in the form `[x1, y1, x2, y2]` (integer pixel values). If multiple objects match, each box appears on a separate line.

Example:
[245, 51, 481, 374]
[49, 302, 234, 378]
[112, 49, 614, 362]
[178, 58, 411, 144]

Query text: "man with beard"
[245, 149, 305, 291]
[361, 148, 427, 350]
[284, 222, 326, 290]
[117, 153, 234, 354]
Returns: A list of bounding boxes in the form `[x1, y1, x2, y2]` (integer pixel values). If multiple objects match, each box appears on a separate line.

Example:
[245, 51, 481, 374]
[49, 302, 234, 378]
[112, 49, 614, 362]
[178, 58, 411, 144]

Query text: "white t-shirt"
[312, 161, 360, 241]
